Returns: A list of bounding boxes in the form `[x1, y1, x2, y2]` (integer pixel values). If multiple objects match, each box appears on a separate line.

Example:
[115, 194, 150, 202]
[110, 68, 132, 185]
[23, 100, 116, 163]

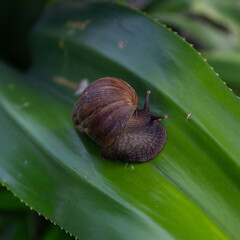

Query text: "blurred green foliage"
[0, 0, 50, 70]
[145, 0, 240, 94]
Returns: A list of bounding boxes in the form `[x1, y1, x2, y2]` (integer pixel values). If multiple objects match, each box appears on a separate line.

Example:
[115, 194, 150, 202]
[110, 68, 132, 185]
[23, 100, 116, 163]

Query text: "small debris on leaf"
[53, 76, 78, 90]
[8, 84, 14, 89]
[118, 40, 126, 49]
[186, 113, 192, 120]
[66, 20, 91, 31]
[75, 78, 89, 95]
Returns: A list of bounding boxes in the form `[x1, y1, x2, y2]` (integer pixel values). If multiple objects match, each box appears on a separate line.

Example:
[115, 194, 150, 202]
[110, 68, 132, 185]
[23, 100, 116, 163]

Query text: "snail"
[72, 77, 167, 162]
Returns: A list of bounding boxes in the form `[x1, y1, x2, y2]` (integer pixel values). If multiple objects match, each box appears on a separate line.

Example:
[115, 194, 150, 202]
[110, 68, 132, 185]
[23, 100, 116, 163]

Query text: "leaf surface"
[0, 3, 240, 240]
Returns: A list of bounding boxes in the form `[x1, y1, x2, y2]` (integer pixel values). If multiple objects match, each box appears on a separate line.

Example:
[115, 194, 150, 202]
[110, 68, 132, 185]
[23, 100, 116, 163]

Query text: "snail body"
[72, 77, 167, 162]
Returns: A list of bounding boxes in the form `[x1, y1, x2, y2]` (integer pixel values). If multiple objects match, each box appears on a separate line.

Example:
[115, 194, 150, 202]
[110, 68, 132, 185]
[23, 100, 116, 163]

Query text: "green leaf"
[190, 0, 240, 38]
[0, 2, 240, 240]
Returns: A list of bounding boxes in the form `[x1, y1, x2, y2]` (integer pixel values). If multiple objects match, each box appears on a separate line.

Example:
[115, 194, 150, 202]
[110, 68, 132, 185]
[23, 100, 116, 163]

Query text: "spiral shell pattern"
[72, 77, 138, 147]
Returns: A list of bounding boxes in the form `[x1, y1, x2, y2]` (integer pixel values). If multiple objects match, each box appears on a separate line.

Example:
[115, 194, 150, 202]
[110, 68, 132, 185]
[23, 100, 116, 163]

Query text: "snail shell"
[72, 77, 167, 162]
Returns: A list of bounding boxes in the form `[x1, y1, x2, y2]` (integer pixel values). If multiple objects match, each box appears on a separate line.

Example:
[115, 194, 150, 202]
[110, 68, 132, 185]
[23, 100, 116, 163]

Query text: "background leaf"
[0, 186, 71, 240]
[146, 0, 240, 93]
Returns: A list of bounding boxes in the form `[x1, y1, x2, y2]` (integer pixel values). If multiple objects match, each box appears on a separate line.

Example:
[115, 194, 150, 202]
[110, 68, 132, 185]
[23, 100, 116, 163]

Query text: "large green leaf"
[1, 2, 240, 239]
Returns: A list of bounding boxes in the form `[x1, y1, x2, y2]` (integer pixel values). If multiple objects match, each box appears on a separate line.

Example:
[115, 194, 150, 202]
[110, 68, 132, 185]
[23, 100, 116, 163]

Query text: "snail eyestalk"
[143, 90, 151, 112]
[151, 114, 168, 122]
[143, 90, 168, 121]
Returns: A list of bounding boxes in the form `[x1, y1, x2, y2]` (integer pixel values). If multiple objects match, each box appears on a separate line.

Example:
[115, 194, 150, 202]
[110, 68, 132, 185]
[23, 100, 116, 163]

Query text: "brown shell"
[72, 77, 138, 147]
